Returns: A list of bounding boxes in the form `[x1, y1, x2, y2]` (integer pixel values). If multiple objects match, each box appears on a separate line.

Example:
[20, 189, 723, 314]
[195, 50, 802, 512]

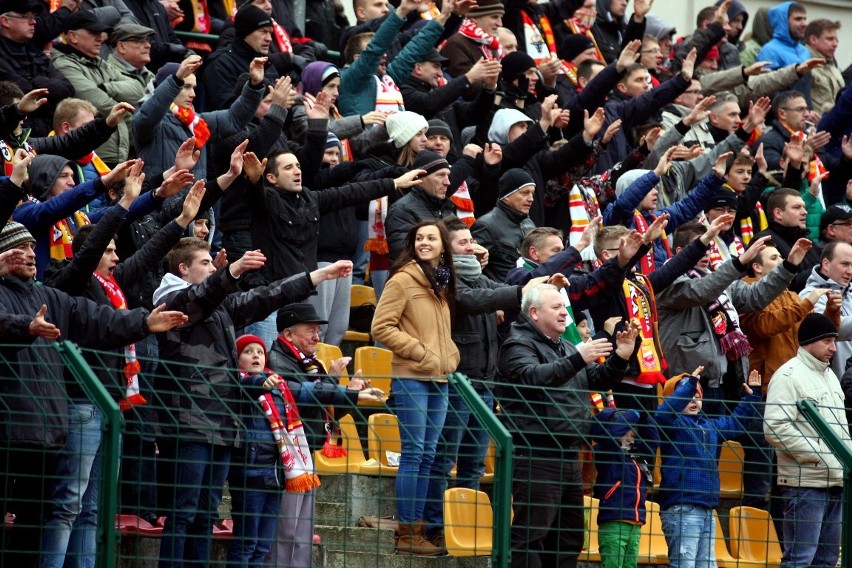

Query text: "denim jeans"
[158, 441, 232, 568]
[391, 379, 448, 523]
[780, 485, 843, 568]
[307, 261, 352, 346]
[245, 311, 278, 350]
[423, 387, 493, 536]
[41, 401, 103, 568]
[227, 476, 281, 568]
[660, 504, 715, 568]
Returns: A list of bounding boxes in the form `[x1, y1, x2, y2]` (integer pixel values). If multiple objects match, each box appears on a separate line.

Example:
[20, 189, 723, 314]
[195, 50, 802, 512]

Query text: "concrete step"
[316, 500, 350, 526]
[317, 474, 397, 524]
[315, 523, 396, 553]
[322, 549, 492, 568]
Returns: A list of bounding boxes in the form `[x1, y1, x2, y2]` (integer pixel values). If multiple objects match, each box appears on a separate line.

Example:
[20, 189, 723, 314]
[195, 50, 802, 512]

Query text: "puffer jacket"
[471, 201, 536, 283]
[371, 261, 460, 380]
[496, 314, 629, 452]
[0, 274, 152, 449]
[765, 348, 849, 488]
[656, 375, 760, 509]
[153, 268, 314, 445]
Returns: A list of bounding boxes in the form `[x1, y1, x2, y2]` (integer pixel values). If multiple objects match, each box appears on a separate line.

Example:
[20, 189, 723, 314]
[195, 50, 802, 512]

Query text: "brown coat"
[440, 33, 486, 98]
[371, 261, 460, 380]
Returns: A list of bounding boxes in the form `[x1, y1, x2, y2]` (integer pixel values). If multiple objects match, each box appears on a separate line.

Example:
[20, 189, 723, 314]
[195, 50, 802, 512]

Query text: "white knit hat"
[386, 111, 429, 149]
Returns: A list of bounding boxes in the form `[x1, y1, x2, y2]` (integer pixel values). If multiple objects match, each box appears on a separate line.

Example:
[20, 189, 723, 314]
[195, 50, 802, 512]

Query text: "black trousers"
[510, 450, 583, 568]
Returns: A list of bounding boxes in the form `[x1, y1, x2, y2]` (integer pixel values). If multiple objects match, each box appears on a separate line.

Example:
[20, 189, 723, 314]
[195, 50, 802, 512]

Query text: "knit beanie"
[798, 313, 838, 346]
[0, 221, 35, 253]
[662, 373, 703, 399]
[236, 334, 267, 358]
[300, 61, 339, 96]
[559, 34, 595, 62]
[412, 150, 450, 176]
[235, 5, 273, 39]
[467, 0, 504, 18]
[426, 119, 453, 142]
[501, 51, 536, 82]
[154, 62, 180, 88]
[704, 188, 738, 213]
[499, 168, 535, 199]
[325, 132, 341, 150]
[386, 111, 429, 149]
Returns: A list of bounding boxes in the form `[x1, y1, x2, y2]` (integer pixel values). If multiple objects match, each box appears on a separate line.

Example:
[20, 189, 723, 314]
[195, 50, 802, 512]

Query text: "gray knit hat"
[0, 222, 35, 253]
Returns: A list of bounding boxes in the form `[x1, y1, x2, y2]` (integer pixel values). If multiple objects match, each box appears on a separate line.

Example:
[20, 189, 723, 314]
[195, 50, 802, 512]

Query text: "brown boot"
[395, 522, 442, 556]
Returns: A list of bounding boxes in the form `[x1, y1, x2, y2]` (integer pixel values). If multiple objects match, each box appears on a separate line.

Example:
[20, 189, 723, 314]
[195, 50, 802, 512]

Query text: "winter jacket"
[765, 347, 849, 488]
[590, 0, 645, 64]
[496, 314, 629, 451]
[802, 45, 845, 117]
[0, 115, 115, 165]
[371, 261, 460, 380]
[266, 339, 359, 451]
[105, 53, 154, 96]
[0, 274, 153, 449]
[51, 45, 144, 164]
[133, 74, 264, 180]
[740, 7, 772, 68]
[698, 64, 802, 110]
[471, 201, 536, 283]
[386, 186, 458, 259]
[122, 0, 192, 71]
[756, 2, 810, 70]
[201, 39, 285, 110]
[754, 221, 819, 292]
[246, 175, 395, 284]
[799, 267, 852, 380]
[656, 375, 759, 510]
[152, 268, 315, 445]
[439, 34, 492, 99]
[454, 272, 521, 381]
[657, 257, 796, 386]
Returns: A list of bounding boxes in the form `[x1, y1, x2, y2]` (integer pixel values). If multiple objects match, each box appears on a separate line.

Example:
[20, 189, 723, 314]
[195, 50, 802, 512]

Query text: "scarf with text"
[522, 10, 557, 65]
[365, 197, 389, 254]
[632, 210, 671, 274]
[451, 182, 475, 226]
[686, 269, 753, 361]
[374, 75, 405, 113]
[34, 194, 90, 263]
[170, 104, 211, 147]
[93, 271, 146, 411]
[622, 274, 667, 385]
[458, 17, 503, 60]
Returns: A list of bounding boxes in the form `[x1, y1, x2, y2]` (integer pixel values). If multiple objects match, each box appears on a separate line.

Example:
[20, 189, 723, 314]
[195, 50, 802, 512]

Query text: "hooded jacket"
[371, 260, 460, 379]
[756, 2, 810, 70]
[765, 347, 849, 488]
[591, 0, 645, 64]
[740, 7, 773, 68]
[799, 267, 852, 380]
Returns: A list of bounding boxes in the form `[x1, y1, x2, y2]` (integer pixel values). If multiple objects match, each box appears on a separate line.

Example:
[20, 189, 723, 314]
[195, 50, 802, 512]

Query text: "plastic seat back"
[719, 441, 745, 498]
[729, 506, 783, 566]
[444, 488, 493, 556]
[366, 413, 400, 467]
[354, 346, 392, 405]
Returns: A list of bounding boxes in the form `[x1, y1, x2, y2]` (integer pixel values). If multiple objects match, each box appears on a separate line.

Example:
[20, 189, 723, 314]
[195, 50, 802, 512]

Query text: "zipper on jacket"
[604, 480, 621, 500]
[632, 460, 642, 522]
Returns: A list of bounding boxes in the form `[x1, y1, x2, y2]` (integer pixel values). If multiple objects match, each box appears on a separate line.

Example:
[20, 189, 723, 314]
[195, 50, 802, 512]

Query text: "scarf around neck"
[170, 104, 211, 147]
[458, 17, 503, 59]
[687, 269, 753, 361]
[453, 253, 482, 279]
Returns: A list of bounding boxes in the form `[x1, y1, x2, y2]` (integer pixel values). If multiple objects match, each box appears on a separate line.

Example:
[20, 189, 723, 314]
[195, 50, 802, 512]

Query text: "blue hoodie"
[755, 2, 810, 70]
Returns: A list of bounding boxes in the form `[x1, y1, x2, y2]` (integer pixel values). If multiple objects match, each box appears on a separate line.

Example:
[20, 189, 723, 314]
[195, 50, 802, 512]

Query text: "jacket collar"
[411, 186, 448, 209]
[797, 346, 831, 373]
[768, 220, 809, 243]
[512, 313, 565, 346]
[405, 75, 433, 92]
[497, 200, 530, 224]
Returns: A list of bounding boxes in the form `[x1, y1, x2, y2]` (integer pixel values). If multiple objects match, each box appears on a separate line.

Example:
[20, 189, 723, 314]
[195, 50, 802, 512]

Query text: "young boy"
[589, 408, 659, 568]
[655, 369, 762, 567]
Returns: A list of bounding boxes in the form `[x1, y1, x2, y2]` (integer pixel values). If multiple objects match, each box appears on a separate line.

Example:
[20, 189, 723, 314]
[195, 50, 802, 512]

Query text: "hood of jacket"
[751, 7, 773, 46]
[615, 169, 652, 197]
[644, 14, 676, 41]
[803, 265, 848, 294]
[595, 0, 626, 27]
[717, 0, 748, 42]
[153, 272, 191, 305]
[767, 1, 798, 47]
[397, 259, 432, 289]
[488, 108, 533, 145]
[30, 154, 78, 201]
[301, 61, 338, 96]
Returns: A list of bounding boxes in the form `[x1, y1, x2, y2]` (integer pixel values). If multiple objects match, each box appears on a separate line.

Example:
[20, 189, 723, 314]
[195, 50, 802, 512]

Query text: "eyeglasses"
[782, 106, 808, 113]
[831, 221, 852, 228]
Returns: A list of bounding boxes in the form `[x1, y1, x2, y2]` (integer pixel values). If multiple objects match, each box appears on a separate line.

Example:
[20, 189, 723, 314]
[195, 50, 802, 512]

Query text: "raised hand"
[158, 169, 195, 199]
[738, 235, 770, 265]
[654, 146, 678, 176]
[539, 94, 559, 130]
[213, 249, 228, 270]
[119, 160, 145, 207]
[700, 213, 734, 244]
[715, 0, 731, 26]
[614, 320, 640, 359]
[270, 76, 294, 108]
[248, 57, 268, 86]
[102, 159, 140, 187]
[483, 143, 503, 165]
[231, 249, 267, 276]
[174, 136, 200, 171]
[29, 305, 60, 339]
[616, 40, 641, 72]
[176, 180, 206, 228]
[146, 304, 189, 332]
[743, 61, 771, 77]
[806, 130, 831, 152]
[743, 368, 761, 395]
[307, 90, 332, 120]
[313, 259, 354, 283]
[684, 94, 716, 126]
[0, 248, 28, 277]
[176, 55, 203, 80]
[577, 338, 613, 364]
[642, 213, 670, 245]
[602, 119, 622, 145]
[394, 169, 425, 190]
[754, 143, 768, 174]
[538, 59, 562, 88]
[617, 230, 644, 267]
[437, 0, 456, 24]
[16, 88, 49, 114]
[577, 215, 601, 251]
[226, 139, 250, 181]
[243, 152, 268, 184]
[463, 144, 483, 159]
[633, 0, 653, 21]
[361, 111, 388, 126]
[583, 107, 605, 142]
[796, 58, 825, 76]
[787, 238, 813, 266]
[106, 102, 135, 128]
[681, 48, 698, 81]
[742, 96, 771, 133]
[784, 135, 805, 168]
[641, 126, 662, 150]
[10, 149, 33, 188]
[712, 151, 734, 178]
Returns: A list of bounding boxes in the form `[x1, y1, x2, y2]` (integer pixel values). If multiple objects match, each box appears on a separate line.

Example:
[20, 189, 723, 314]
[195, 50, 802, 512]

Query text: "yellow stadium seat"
[316, 343, 349, 386]
[444, 488, 493, 556]
[579, 495, 601, 563]
[638, 501, 668, 564]
[353, 346, 392, 407]
[313, 414, 369, 475]
[728, 506, 782, 568]
[359, 413, 400, 477]
[719, 441, 745, 499]
[344, 285, 378, 344]
[714, 510, 738, 568]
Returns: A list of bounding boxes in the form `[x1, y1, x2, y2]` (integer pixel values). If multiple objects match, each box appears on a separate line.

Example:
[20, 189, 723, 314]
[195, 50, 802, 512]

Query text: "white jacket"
[765, 347, 851, 488]
[799, 266, 852, 379]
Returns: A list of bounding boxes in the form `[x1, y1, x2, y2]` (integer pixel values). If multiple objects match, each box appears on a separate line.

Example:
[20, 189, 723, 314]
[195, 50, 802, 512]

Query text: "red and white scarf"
[366, 197, 389, 254]
[568, 181, 603, 265]
[633, 210, 671, 274]
[374, 75, 405, 114]
[451, 182, 475, 226]
[93, 271, 146, 411]
[457, 18, 503, 60]
[272, 19, 292, 53]
[707, 232, 744, 272]
[170, 104, 211, 148]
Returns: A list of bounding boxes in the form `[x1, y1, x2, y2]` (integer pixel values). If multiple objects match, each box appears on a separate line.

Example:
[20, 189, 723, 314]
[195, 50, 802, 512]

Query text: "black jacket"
[266, 337, 358, 450]
[154, 268, 315, 445]
[472, 201, 535, 283]
[591, 0, 646, 64]
[753, 221, 819, 292]
[496, 314, 629, 451]
[123, 0, 193, 71]
[386, 185, 459, 259]
[201, 39, 287, 110]
[0, 109, 114, 162]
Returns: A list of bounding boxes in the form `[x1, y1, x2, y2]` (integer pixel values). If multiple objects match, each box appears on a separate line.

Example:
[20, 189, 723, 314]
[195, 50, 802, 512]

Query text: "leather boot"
[395, 522, 442, 556]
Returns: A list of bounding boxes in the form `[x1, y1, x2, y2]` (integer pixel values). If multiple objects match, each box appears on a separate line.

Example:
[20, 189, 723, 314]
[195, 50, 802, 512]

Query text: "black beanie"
[798, 313, 838, 346]
[426, 119, 453, 142]
[499, 168, 535, 199]
[501, 51, 536, 82]
[412, 150, 450, 176]
[704, 188, 738, 213]
[559, 34, 595, 62]
[235, 5, 273, 39]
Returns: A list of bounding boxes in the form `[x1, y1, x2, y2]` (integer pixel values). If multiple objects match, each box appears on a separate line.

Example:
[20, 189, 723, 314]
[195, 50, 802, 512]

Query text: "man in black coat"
[591, 0, 649, 64]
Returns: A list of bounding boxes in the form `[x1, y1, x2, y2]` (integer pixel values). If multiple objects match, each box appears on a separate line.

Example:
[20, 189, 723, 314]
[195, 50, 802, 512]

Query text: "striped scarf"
[632, 210, 671, 274]
[451, 181, 475, 226]
[33, 195, 90, 263]
[622, 274, 667, 385]
[170, 104, 211, 147]
[93, 271, 146, 411]
[739, 201, 767, 245]
[567, 181, 603, 265]
[457, 17, 503, 60]
[374, 75, 404, 114]
[365, 197, 388, 254]
[521, 10, 557, 65]
[687, 269, 753, 361]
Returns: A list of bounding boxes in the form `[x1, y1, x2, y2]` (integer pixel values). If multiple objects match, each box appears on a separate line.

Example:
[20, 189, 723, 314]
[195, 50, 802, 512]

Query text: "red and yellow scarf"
[522, 10, 557, 65]
[632, 210, 671, 274]
[622, 274, 667, 385]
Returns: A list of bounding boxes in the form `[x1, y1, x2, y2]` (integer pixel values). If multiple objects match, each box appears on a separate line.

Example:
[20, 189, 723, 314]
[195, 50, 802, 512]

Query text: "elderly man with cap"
[0, 220, 186, 567]
[266, 302, 381, 567]
[51, 10, 144, 165]
[765, 313, 850, 568]
[440, 0, 504, 95]
[107, 23, 156, 92]
[816, 204, 852, 254]
[202, 5, 291, 110]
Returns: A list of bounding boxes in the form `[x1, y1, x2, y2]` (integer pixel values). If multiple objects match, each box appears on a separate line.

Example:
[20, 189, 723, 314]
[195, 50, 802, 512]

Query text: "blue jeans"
[391, 379, 448, 523]
[41, 401, 103, 568]
[660, 504, 715, 568]
[158, 441, 232, 568]
[245, 311, 278, 350]
[227, 475, 281, 568]
[780, 486, 842, 568]
[423, 387, 493, 536]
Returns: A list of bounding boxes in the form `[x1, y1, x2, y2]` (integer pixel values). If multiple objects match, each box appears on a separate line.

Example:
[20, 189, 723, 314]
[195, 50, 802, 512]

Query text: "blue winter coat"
[755, 2, 810, 70]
